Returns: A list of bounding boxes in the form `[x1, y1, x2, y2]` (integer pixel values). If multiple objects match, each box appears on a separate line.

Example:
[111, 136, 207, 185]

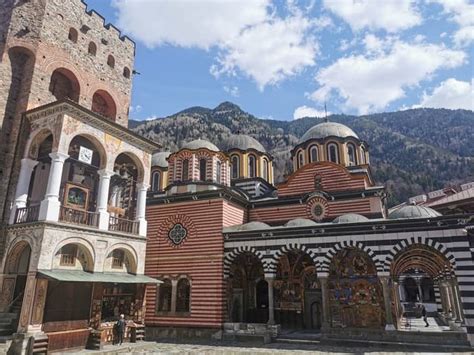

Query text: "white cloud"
[323, 0, 421, 32]
[223, 85, 239, 97]
[310, 41, 466, 114]
[211, 16, 317, 90]
[112, 0, 269, 49]
[113, 0, 318, 89]
[430, 0, 474, 47]
[293, 105, 330, 119]
[414, 78, 473, 110]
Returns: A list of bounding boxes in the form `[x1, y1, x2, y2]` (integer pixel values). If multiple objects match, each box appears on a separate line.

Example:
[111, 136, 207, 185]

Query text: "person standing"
[421, 304, 429, 327]
[116, 314, 126, 345]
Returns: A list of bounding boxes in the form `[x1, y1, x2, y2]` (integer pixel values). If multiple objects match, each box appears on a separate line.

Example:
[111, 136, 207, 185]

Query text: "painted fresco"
[328, 248, 384, 328]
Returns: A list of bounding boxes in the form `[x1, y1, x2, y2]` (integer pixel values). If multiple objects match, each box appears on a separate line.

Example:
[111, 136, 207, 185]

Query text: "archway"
[328, 247, 384, 329]
[274, 249, 320, 329]
[49, 68, 80, 102]
[91, 90, 116, 121]
[227, 252, 266, 323]
[390, 243, 460, 328]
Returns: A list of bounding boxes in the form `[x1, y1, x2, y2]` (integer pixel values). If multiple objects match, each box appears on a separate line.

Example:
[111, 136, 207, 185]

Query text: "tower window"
[310, 145, 319, 163]
[216, 160, 222, 183]
[347, 143, 357, 166]
[248, 155, 256, 178]
[123, 67, 131, 79]
[231, 155, 240, 179]
[327, 143, 339, 163]
[182, 159, 189, 180]
[68, 28, 78, 43]
[88, 41, 97, 56]
[262, 158, 269, 180]
[107, 55, 115, 68]
[297, 150, 304, 169]
[199, 159, 207, 181]
[151, 171, 161, 192]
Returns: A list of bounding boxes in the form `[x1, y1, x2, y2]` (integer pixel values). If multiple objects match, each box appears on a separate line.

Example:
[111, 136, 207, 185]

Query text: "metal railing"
[14, 205, 40, 224]
[109, 216, 139, 234]
[59, 206, 99, 227]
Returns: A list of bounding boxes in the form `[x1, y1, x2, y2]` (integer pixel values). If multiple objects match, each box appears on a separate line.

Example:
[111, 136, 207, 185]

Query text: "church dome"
[151, 151, 171, 168]
[299, 122, 359, 143]
[285, 218, 318, 227]
[388, 205, 442, 220]
[222, 134, 266, 153]
[182, 139, 219, 152]
[333, 213, 369, 224]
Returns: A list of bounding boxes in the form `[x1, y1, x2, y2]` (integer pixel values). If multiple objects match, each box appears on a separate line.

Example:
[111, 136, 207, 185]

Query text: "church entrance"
[274, 250, 321, 330]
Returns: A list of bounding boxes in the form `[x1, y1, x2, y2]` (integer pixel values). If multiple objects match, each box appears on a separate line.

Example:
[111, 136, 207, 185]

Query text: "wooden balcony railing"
[109, 216, 139, 234]
[59, 206, 99, 227]
[14, 205, 40, 224]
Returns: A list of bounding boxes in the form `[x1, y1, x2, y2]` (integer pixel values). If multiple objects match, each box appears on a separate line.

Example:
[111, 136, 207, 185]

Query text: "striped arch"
[224, 246, 266, 278]
[321, 240, 382, 273]
[268, 243, 320, 273]
[383, 236, 456, 273]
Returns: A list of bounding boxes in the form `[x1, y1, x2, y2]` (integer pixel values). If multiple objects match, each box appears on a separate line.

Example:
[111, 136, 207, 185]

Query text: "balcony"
[14, 205, 40, 224]
[109, 216, 139, 234]
[59, 206, 99, 228]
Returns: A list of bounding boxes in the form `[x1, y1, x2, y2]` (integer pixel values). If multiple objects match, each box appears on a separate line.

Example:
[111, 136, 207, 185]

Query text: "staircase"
[0, 313, 17, 337]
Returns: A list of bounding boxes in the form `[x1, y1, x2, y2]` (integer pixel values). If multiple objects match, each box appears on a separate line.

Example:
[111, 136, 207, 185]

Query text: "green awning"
[38, 269, 162, 284]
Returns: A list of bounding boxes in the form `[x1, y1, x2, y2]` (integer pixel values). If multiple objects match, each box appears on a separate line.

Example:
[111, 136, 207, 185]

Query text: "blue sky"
[85, 0, 473, 121]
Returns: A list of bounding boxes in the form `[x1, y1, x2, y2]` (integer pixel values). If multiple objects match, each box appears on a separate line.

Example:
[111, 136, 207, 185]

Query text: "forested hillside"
[131, 102, 474, 206]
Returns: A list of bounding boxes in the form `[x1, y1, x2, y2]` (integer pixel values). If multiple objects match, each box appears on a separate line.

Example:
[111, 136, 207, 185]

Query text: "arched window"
[151, 171, 161, 192]
[49, 68, 80, 102]
[361, 147, 368, 164]
[60, 244, 77, 266]
[310, 145, 319, 163]
[88, 41, 97, 56]
[262, 158, 269, 180]
[347, 143, 357, 166]
[231, 155, 240, 179]
[91, 90, 116, 120]
[157, 279, 172, 312]
[111, 249, 125, 269]
[199, 158, 207, 181]
[182, 159, 189, 180]
[327, 143, 339, 163]
[216, 160, 222, 183]
[297, 150, 304, 169]
[176, 278, 191, 312]
[248, 154, 256, 178]
[123, 67, 130, 79]
[107, 55, 115, 68]
[68, 28, 78, 43]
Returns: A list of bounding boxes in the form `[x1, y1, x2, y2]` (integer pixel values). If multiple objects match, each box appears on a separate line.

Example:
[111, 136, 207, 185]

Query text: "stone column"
[392, 280, 401, 326]
[380, 274, 395, 331]
[38, 152, 69, 222]
[446, 281, 458, 320]
[449, 279, 463, 323]
[440, 281, 452, 317]
[29, 279, 48, 331]
[416, 278, 423, 302]
[265, 274, 275, 325]
[135, 183, 149, 236]
[9, 158, 39, 224]
[170, 279, 178, 313]
[96, 169, 114, 230]
[319, 272, 330, 330]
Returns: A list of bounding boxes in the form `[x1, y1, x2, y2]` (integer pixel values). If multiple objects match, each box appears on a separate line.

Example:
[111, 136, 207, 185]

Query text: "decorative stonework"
[306, 196, 329, 221]
[168, 224, 187, 246]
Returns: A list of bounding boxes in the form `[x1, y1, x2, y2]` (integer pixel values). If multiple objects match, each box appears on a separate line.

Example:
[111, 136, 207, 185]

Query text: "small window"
[262, 158, 269, 180]
[297, 150, 304, 169]
[123, 67, 130, 79]
[157, 279, 172, 312]
[231, 155, 240, 179]
[107, 55, 115, 68]
[199, 159, 207, 181]
[88, 41, 97, 56]
[248, 154, 256, 178]
[347, 143, 357, 166]
[216, 160, 222, 183]
[112, 249, 125, 269]
[151, 171, 161, 192]
[310, 146, 319, 163]
[60, 244, 77, 266]
[182, 159, 189, 180]
[176, 278, 190, 313]
[327, 143, 339, 163]
[68, 28, 78, 43]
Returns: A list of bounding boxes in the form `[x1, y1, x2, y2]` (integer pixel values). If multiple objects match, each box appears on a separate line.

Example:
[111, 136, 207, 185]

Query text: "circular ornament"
[168, 223, 187, 245]
[306, 196, 329, 221]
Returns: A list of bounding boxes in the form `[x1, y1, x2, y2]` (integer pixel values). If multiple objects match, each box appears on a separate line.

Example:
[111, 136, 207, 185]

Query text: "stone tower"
[0, 0, 135, 243]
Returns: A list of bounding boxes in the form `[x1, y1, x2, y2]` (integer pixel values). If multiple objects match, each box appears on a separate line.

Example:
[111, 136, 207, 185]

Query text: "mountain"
[131, 102, 474, 206]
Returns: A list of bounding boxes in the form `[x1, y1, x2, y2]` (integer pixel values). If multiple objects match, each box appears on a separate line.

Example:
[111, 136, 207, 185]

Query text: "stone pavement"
[66, 340, 473, 354]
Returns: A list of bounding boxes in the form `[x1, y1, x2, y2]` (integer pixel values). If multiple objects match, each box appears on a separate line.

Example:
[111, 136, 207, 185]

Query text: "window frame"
[248, 154, 256, 178]
[309, 145, 319, 163]
[327, 143, 339, 163]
